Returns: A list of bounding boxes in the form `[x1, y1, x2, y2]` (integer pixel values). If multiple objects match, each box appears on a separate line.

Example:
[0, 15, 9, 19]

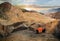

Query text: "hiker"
[36, 26, 46, 34]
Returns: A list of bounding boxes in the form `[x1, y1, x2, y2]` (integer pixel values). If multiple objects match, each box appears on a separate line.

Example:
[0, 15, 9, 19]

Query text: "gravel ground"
[0, 30, 59, 41]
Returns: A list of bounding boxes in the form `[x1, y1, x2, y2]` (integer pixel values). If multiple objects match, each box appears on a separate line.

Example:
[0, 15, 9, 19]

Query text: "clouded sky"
[0, 0, 60, 6]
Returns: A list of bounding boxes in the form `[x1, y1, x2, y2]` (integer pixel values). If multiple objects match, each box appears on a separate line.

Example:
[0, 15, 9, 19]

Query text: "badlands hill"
[0, 2, 59, 41]
[0, 2, 56, 25]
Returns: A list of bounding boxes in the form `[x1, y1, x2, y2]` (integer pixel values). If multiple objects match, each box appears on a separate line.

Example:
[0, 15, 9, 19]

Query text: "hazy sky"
[0, 0, 60, 6]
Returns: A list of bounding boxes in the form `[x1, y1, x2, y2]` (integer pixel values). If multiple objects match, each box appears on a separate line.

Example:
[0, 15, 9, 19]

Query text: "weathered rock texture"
[0, 2, 58, 35]
[45, 12, 60, 39]
[0, 2, 23, 25]
[0, 2, 59, 41]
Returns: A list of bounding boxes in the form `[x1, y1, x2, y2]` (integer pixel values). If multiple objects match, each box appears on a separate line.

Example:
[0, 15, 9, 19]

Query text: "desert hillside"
[0, 2, 59, 41]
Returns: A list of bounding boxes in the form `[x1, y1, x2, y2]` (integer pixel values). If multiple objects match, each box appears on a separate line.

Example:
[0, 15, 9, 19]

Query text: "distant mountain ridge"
[45, 8, 60, 19]
[47, 8, 60, 13]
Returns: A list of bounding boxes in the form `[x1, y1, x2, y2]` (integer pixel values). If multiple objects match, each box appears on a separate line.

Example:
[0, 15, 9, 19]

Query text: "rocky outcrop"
[0, 2, 58, 39]
[0, 2, 23, 25]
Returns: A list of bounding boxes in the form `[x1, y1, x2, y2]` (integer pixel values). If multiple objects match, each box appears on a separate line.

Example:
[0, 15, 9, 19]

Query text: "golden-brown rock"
[0, 2, 58, 36]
